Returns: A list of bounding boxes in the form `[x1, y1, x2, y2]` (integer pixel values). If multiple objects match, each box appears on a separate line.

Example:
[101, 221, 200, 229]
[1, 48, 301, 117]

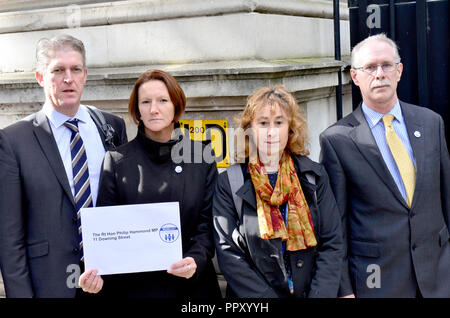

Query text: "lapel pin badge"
[414, 131, 421, 138]
[175, 165, 183, 174]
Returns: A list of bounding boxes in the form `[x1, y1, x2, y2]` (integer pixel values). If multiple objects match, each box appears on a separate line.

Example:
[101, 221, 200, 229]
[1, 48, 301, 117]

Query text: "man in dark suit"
[320, 34, 450, 297]
[0, 34, 127, 297]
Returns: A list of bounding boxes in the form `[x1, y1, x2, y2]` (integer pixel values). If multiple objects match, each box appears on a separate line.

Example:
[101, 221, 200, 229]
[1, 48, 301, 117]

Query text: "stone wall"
[0, 0, 352, 157]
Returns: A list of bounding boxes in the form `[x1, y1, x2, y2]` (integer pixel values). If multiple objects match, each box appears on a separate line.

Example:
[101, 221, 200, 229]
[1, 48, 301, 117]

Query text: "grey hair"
[35, 34, 86, 74]
[351, 33, 401, 68]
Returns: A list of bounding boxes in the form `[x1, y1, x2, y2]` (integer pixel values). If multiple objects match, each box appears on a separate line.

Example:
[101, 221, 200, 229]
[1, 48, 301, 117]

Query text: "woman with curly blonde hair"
[213, 86, 344, 298]
[234, 86, 309, 163]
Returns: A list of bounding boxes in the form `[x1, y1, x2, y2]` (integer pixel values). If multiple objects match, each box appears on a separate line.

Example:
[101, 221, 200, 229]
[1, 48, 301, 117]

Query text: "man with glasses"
[320, 33, 450, 297]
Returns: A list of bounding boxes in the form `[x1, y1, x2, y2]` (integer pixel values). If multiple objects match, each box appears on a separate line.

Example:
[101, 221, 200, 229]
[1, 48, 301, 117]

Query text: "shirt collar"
[362, 100, 403, 128]
[42, 102, 91, 128]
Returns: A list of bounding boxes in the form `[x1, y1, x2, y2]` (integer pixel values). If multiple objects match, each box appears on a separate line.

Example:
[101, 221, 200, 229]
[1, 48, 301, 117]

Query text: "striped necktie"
[382, 114, 416, 207]
[64, 119, 93, 260]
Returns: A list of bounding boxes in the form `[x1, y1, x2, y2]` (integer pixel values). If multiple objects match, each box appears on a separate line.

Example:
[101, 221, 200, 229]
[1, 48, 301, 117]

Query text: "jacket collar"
[136, 122, 183, 163]
[291, 154, 323, 177]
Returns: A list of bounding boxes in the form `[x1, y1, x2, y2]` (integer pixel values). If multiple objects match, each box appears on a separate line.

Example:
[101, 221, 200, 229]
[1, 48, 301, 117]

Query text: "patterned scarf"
[248, 154, 317, 251]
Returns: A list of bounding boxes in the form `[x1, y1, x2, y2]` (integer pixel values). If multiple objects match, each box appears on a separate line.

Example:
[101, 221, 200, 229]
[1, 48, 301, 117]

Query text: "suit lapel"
[401, 101, 424, 209]
[33, 110, 75, 207]
[349, 106, 408, 208]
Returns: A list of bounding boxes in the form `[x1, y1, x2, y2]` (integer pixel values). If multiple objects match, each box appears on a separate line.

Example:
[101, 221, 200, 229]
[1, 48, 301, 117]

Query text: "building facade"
[0, 0, 351, 297]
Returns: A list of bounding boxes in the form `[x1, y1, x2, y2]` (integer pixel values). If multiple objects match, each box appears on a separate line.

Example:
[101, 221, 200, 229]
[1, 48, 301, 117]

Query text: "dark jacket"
[97, 125, 221, 298]
[0, 109, 127, 298]
[320, 102, 450, 297]
[213, 155, 344, 298]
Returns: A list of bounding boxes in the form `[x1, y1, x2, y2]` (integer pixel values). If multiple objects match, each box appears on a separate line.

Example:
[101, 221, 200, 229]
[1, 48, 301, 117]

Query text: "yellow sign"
[179, 120, 230, 167]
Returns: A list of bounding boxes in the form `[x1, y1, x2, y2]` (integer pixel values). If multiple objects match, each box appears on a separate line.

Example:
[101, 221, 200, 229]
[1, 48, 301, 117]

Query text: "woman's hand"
[167, 256, 197, 279]
[79, 269, 103, 294]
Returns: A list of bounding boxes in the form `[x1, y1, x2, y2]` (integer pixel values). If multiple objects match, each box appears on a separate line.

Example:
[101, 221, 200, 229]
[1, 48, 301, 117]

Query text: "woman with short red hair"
[80, 69, 221, 298]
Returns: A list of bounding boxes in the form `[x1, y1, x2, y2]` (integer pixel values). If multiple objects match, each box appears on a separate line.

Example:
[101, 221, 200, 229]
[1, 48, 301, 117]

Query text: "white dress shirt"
[43, 102, 106, 206]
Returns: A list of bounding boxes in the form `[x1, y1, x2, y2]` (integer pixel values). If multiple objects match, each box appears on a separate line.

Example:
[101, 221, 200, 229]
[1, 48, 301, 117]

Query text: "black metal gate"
[347, 0, 449, 143]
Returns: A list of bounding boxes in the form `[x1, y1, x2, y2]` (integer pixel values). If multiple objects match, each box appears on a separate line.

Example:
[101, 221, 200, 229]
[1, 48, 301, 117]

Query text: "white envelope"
[80, 202, 182, 275]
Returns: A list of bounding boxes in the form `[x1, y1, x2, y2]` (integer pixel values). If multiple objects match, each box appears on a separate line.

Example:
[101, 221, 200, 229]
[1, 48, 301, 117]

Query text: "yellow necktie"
[382, 115, 416, 207]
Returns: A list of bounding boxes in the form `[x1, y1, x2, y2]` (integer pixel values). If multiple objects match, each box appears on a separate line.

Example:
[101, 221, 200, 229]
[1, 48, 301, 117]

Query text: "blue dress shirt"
[362, 101, 416, 202]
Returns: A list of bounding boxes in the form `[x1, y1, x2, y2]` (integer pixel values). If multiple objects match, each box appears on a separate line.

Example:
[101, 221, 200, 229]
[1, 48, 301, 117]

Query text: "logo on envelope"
[159, 223, 180, 243]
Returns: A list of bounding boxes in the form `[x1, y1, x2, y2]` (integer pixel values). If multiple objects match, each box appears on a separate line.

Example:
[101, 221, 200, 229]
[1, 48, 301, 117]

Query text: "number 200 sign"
[178, 120, 230, 167]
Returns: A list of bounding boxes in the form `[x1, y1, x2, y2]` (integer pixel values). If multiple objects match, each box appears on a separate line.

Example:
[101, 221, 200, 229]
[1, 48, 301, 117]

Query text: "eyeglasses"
[353, 62, 399, 76]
